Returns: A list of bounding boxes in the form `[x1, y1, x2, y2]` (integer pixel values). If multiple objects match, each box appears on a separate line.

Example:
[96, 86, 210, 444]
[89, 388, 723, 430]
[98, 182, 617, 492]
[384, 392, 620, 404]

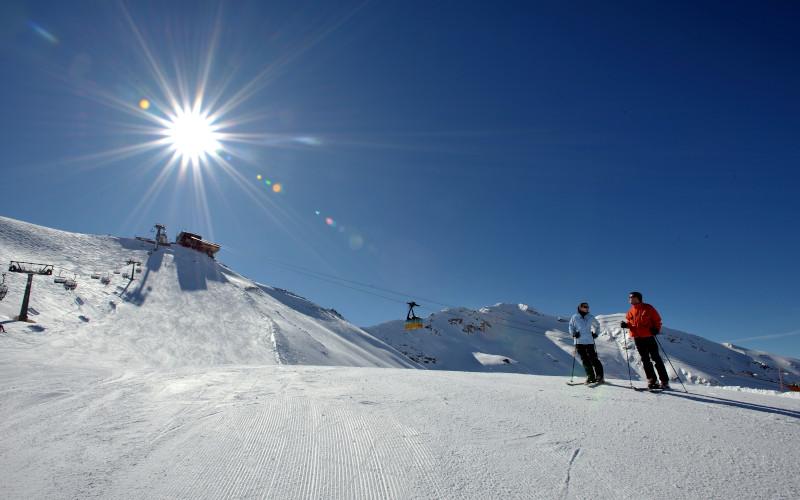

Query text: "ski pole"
[570, 343, 577, 384]
[623, 328, 633, 389]
[654, 334, 689, 393]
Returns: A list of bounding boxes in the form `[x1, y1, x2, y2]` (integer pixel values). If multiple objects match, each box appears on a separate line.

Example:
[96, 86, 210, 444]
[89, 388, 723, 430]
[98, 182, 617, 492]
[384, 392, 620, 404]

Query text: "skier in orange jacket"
[621, 292, 670, 389]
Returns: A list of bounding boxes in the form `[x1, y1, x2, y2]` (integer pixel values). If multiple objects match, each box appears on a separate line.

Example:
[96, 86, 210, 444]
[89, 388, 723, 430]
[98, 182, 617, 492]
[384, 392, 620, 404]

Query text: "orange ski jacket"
[625, 303, 662, 338]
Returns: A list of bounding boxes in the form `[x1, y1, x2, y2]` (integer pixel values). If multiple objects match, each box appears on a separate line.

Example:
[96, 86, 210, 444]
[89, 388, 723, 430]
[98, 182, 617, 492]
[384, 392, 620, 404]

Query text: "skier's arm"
[651, 307, 662, 332]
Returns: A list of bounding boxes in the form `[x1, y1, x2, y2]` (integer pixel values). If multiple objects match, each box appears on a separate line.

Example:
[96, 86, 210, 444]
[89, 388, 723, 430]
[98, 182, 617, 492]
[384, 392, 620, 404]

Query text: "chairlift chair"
[0, 274, 7, 301]
[91, 273, 101, 279]
[101, 275, 111, 285]
[404, 301, 424, 330]
[54, 270, 67, 284]
[64, 275, 78, 291]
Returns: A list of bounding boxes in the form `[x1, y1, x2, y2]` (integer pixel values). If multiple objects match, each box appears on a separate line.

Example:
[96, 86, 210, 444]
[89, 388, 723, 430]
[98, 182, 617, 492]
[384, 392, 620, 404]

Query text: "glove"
[620, 321, 629, 329]
[592, 333, 598, 339]
[572, 332, 580, 339]
[650, 327, 660, 335]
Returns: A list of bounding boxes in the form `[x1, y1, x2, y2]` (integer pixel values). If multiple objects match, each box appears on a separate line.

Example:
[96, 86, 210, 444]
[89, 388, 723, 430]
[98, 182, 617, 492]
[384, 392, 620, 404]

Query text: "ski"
[566, 381, 604, 387]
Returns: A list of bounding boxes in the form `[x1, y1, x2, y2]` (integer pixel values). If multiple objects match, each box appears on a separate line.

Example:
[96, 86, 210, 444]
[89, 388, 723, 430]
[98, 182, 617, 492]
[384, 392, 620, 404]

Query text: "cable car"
[404, 301, 423, 330]
[0, 274, 7, 301]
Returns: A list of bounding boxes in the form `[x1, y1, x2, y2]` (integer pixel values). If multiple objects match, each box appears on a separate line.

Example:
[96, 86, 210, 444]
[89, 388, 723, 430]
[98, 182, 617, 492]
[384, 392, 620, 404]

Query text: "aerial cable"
[221, 244, 456, 309]
[220, 244, 565, 337]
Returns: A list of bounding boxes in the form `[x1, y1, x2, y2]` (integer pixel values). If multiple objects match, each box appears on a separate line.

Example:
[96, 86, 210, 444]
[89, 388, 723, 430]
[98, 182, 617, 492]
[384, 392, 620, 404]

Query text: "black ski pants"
[576, 344, 604, 381]
[633, 336, 669, 384]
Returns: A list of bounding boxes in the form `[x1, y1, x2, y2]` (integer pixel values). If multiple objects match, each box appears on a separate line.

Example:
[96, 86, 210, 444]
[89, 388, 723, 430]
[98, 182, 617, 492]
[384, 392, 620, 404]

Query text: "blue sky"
[2, 1, 799, 358]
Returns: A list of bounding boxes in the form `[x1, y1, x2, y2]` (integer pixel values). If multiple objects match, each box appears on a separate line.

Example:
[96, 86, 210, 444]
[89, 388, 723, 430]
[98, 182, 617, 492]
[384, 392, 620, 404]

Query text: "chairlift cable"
[220, 244, 565, 337]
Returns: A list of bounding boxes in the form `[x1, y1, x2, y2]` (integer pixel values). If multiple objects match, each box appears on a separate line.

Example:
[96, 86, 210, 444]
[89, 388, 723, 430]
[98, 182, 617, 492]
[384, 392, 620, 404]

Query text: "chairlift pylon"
[0, 274, 7, 301]
[404, 301, 423, 330]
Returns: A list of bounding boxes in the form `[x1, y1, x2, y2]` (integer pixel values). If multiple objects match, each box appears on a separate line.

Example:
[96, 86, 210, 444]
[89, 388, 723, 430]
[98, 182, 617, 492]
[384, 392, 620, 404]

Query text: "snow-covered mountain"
[2, 216, 800, 499]
[365, 302, 800, 391]
[0, 216, 417, 370]
[3, 215, 798, 391]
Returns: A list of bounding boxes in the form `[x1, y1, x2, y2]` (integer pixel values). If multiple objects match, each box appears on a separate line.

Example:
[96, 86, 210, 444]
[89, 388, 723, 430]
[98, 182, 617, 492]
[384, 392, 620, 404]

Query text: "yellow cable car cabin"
[404, 301, 423, 330]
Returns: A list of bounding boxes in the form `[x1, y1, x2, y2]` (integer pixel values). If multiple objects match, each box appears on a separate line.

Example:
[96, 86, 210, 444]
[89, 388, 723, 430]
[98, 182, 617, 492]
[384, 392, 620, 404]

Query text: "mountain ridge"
[364, 304, 800, 391]
[2, 215, 798, 391]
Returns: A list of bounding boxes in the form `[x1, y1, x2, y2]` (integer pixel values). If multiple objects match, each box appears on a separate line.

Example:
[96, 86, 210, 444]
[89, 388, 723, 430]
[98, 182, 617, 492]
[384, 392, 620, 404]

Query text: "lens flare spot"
[139, 99, 150, 110]
[29, 22, 59, 44]
[257, 174, 262, 180]
[272, 184, 282, 193]
[349, 235, 364, 250]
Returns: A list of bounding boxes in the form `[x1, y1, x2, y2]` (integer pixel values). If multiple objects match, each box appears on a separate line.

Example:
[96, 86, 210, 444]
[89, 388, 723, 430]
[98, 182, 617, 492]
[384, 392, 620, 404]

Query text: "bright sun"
[165, 108, 221, 164]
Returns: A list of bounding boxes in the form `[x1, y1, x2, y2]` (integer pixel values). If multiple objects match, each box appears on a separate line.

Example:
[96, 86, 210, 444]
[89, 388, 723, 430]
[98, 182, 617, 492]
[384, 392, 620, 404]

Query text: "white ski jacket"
[568, 313, 600, 345]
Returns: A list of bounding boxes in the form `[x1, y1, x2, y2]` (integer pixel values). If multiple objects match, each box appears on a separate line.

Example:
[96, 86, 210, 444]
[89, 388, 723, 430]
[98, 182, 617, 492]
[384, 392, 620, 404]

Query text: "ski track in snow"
[2, 365, 800, 499]
[1, 367, 449, 499]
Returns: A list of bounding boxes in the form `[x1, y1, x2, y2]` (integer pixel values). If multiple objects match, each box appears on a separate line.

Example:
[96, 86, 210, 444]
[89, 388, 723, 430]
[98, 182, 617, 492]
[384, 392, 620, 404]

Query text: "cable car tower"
[7, 261, 54, 322]
[405, 301, 424, 330]
[154, 223, 169, 250]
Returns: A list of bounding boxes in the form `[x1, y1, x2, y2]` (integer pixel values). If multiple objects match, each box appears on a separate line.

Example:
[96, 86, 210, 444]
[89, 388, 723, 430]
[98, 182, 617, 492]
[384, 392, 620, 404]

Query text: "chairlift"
[122, 272, 130, 280]
[54, 270, 67, 284]
[64, 275, 78, 291]
[101, 275, 111, 285]
[113, 270, 121, 274]
[91, 273, 101, 279]
[0, 274, 7, 301]
[404, 301, 424, 330]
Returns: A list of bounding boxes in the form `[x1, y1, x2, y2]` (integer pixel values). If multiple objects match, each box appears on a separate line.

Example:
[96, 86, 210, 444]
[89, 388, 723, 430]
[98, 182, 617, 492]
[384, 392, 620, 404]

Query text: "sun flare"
[165, 108, 221, 165]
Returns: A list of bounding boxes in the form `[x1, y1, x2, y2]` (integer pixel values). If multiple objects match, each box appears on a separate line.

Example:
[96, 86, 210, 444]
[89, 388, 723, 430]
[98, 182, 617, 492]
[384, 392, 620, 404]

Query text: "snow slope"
[0, 216, 417, 370]
[2, 216, 800, 498]
[2, 364, 799, 499]
[365, 303, 800, 391]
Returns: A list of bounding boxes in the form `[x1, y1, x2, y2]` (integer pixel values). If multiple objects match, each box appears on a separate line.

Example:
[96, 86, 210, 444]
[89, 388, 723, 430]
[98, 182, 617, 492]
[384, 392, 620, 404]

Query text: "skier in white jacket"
[568, 302, 605, 384]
